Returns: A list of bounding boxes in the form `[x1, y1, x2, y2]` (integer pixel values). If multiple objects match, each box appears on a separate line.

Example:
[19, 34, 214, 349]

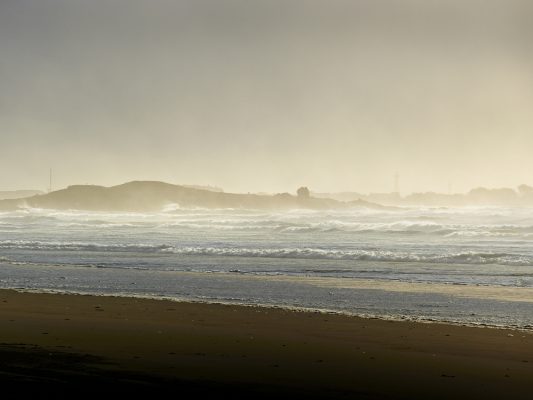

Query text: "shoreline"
[2, 288, 533, 398]
[5, 286, 533, 333]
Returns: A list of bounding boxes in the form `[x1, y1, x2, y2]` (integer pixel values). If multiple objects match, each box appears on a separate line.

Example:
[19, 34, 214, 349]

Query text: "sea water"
[1, 205, 533, 328]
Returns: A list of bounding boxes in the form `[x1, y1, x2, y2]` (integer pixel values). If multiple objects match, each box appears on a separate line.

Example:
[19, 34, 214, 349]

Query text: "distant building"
[297, 187, 310, 199]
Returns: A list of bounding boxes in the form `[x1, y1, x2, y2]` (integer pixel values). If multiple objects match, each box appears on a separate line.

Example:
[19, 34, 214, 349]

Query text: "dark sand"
[1, 289, 532, 398]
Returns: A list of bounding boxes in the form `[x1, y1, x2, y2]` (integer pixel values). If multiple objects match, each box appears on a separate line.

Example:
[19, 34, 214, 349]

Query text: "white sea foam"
[169, 247, 533, 266]
[2, 207, 533, 238]
[2, 239, 531, 266]
[0, 240, 172, 252]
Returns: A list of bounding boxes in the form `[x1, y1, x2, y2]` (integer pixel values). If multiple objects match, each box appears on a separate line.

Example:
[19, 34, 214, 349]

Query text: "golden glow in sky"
[1, 0, 532, 194]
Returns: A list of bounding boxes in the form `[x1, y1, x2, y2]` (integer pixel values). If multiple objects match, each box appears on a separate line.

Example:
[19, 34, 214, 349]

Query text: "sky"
[1, 0, 532, 194]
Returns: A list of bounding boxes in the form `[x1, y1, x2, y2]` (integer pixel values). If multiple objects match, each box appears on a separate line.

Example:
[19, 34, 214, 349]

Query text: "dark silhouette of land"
[3, 181, 532, 211]
[315, 184, 533, 206]
[0, 181, 386, 212]
[0, 190, 43, 200]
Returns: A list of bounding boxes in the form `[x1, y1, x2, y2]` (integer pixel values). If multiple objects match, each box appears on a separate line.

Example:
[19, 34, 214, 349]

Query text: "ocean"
[1, 205, 533, 329]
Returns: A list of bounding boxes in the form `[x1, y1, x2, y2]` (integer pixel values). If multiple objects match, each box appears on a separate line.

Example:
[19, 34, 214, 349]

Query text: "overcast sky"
[1, 0, 532, 194]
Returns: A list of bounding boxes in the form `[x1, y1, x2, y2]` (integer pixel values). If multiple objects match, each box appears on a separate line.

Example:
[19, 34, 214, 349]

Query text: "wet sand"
[1, 289, 533, 398]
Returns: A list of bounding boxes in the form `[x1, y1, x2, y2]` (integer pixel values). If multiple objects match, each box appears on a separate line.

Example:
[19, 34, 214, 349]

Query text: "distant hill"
[0, 181, 388, 212]
[314, 184, 533, 206]
[0, 190, 43, 200]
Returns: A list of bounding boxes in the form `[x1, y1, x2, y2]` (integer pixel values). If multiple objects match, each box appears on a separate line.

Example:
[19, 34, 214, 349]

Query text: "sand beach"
[1, 289, 532, 398]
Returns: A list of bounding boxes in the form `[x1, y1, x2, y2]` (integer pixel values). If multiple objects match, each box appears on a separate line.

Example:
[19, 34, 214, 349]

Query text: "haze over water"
[2, 205, 533, 328]
[2, 1, 533, 332]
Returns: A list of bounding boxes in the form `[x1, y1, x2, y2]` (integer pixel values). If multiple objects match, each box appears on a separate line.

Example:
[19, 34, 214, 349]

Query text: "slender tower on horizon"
[394, 172, 400, 194]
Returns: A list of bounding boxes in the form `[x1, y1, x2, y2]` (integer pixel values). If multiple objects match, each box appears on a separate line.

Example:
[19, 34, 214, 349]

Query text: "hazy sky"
[1, 0, 532, 194]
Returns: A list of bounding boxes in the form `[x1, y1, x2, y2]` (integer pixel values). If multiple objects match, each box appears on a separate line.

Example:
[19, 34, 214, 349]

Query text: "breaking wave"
[1, 240, 532, 266]
[2, 208, 533, 238]
[170, 247, 533, 266]
[0, 240, 172, 253]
